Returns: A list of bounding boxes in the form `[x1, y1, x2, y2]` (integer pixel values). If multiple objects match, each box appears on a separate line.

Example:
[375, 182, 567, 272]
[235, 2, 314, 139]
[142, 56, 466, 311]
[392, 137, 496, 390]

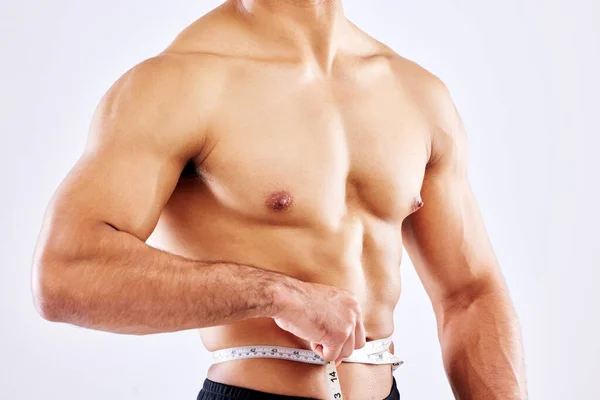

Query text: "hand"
[271, 279, 366, 366]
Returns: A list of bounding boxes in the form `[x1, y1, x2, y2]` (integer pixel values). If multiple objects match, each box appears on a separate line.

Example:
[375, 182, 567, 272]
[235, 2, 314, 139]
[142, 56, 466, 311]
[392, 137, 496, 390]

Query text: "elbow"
[31, 244, 74, 323]
[31, 203, 112, 323]
[32, 291, 62, 323]
[436, 274, 507, 320]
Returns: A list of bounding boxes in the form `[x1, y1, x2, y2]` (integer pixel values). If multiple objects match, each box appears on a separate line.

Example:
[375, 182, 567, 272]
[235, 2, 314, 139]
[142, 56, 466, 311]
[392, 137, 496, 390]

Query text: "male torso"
[146, 2, 434, 398]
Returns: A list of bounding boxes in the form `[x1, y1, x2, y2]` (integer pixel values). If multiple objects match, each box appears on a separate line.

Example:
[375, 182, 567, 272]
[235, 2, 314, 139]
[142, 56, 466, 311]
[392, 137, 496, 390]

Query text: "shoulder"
[382, 50, 466, 166]
[386, 52, 456, 121]
[99, 4, 242, 128]
[350, 31, 456, 122]
[87, 52, 226, 160]
[102, 50, 227, 116]
[340, 26, 465, 166]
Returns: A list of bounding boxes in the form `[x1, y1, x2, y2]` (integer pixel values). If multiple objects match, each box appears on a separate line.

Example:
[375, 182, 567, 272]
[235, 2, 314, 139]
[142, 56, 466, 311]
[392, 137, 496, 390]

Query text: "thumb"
[321, 344, 342, 363]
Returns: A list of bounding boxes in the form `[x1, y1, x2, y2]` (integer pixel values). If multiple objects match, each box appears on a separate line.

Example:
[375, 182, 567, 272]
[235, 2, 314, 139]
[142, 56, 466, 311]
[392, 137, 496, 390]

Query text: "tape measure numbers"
[210, 337, 403, 400]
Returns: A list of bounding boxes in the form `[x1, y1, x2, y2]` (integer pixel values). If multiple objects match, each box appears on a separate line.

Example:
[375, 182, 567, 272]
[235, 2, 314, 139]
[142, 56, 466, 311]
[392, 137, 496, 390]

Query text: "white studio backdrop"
[1, 0, 598, 399]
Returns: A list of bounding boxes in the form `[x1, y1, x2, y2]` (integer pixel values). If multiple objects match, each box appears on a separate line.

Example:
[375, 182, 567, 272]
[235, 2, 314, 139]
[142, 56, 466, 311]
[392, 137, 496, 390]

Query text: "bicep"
[402, 167, 501, 307]
[46, 56, 204, 243]
[52, 140, 183, 241]
[401, 78, 501, 307]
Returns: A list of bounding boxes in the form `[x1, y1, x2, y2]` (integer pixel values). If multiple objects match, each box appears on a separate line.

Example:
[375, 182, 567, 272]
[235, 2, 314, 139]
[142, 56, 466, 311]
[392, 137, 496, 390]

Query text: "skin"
[31, 0, 527, 399]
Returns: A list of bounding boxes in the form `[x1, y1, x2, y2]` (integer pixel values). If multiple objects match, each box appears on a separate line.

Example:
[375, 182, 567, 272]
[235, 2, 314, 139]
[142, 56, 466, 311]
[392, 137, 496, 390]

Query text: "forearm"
[436, 283, 527, 400]
[33, 223, 290, 335]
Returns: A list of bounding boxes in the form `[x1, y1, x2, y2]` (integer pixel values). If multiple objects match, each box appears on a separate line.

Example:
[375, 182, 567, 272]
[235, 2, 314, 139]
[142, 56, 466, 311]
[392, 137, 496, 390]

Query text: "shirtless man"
[31, 1, 527, 399]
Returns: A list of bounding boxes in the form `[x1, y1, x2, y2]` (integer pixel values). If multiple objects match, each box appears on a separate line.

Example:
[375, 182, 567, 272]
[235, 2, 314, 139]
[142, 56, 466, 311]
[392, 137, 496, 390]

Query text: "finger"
[322, 338, 345, 363]
[336, 328, 355, 366]
[354, 309, 366, 350]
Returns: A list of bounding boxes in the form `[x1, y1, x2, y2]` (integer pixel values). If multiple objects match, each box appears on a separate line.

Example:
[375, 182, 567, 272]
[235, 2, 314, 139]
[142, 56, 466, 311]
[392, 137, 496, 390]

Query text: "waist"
[210, 336, 401, 368]
[206, 336, 402, 400]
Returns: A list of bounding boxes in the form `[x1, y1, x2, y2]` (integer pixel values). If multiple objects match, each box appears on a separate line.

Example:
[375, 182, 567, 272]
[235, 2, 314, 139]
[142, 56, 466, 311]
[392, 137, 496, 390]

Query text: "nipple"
[266, 191, 294, 211]
[412, 195, 424, 212]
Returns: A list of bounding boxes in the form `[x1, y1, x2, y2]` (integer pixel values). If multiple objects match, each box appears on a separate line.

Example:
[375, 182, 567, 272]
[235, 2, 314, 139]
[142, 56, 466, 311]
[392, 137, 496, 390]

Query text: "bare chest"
[194, 67, 430, 228]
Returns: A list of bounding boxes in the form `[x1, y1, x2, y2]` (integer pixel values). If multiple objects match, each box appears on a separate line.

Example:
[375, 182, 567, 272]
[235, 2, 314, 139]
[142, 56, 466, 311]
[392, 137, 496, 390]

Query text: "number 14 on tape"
[325, 361, 343, 399]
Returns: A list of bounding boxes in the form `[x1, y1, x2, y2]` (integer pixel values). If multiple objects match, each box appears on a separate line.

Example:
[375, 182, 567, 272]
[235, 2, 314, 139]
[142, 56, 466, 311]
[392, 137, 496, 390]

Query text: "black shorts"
[197, 377, 400, 400]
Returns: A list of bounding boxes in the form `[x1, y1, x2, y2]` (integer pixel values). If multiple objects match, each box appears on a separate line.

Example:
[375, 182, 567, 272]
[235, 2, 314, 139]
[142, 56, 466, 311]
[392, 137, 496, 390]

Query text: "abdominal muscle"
[150, 193, 403, 399]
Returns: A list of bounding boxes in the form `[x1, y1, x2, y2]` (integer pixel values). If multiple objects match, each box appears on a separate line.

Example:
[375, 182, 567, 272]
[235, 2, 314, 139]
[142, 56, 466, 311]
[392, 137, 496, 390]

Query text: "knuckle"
[347, 293, 359, 305]
[347, 297, 361, 311]
[344, 323, 354, 336]
[336, 328, 349, 341]
[324, 330, 341, 344]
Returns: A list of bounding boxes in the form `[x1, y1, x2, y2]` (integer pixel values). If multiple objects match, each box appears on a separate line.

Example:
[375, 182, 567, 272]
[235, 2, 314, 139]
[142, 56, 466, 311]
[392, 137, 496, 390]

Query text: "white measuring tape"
[210, 337, 403, 400]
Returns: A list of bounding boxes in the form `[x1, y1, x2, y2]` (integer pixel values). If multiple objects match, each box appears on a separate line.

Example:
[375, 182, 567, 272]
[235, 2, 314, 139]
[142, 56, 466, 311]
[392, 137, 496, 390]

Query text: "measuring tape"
[210, 337, 403, 400]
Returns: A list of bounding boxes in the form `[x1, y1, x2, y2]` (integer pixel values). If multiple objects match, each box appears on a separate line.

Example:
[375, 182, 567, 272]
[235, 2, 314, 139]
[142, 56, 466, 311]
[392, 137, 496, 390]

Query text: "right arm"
[31, 55, 365, 363]
[31, 55, 284, 335]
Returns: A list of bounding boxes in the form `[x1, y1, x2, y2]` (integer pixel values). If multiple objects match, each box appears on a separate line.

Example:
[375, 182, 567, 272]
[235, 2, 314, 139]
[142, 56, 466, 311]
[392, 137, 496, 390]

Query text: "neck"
[232, 0, 346, 72]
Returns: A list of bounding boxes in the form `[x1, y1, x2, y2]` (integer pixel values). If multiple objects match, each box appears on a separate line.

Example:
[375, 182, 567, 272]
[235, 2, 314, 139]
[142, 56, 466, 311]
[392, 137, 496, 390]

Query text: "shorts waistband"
[199, 377, 399, 400]
[200, 378, 316, 399]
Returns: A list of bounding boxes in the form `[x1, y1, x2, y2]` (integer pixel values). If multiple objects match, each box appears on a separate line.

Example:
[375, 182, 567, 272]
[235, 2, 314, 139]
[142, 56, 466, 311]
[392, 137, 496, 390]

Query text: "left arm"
[401, 76, 527, 399]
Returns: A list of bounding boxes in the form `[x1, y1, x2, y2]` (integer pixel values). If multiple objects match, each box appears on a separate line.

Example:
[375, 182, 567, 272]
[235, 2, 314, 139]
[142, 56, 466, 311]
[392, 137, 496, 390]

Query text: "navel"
[265, 190, 294, 212]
